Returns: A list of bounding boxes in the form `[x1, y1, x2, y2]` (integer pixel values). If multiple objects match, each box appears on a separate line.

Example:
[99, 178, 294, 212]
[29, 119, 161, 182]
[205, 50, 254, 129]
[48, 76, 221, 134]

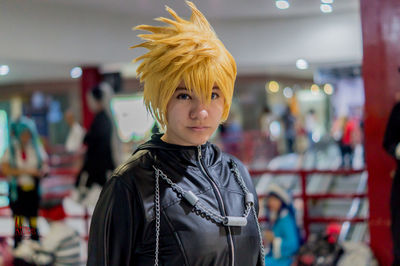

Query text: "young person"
[87, 2, 264, 265]
[1, 116, 48, 248]
[264, 184, 300, 266]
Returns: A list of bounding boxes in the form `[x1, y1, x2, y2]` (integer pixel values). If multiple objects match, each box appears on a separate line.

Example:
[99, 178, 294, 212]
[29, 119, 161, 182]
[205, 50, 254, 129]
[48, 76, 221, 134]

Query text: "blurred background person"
[281, 105, 296, 154]
[13, 200, 81, 266]
[383, 91, 400, 266]
[294, 115, 309, 156]
[0, 117, 48, 248]
[305, 109, 317, 151]
[259, 106, 278, 160]
[64, 109, 85, 154]
[259, 106, 275, 139]
[264, 183, 300, 266]
[72, 85, 115, 206]
[339, 116, 356, 169]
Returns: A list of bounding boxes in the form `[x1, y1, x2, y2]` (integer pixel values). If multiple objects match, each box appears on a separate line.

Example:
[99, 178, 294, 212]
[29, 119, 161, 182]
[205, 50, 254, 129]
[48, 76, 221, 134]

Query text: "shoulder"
[109, 148, 155, 190]
[220, 151, 250, 176]
[278, 209, 296, 225]
[220, 150, 256, 188]
[113, 148, 154, 175]
[390, 102, 400, 115]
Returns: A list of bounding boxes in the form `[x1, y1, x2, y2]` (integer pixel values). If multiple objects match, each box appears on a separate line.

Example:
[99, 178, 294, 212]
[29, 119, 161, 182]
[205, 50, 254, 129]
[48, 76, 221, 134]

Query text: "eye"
[177, 93, 191, 100]
[211, 92, 220, 100]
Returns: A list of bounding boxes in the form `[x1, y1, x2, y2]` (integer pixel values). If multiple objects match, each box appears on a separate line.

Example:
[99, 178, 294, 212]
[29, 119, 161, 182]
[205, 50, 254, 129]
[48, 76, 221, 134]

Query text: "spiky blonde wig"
[131, 1, 237, 128]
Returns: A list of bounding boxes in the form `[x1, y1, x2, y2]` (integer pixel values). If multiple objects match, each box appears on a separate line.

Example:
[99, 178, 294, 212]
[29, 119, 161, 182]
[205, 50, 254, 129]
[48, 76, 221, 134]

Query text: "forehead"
[267, 195, 281, 202]
[21, 128, 31, 134]
[176, 80, 219, 90]
[174, 86, 220, 93]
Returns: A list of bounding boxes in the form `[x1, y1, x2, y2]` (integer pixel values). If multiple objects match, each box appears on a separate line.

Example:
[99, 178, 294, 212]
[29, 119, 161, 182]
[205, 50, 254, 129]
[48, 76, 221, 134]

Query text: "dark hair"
[91, 85, 103, 101]
[262, 106, 271, 113]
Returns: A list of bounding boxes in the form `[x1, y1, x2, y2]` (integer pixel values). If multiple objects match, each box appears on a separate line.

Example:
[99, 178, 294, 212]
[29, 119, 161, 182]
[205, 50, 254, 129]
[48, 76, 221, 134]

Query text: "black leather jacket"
[87, 134, 263, 266]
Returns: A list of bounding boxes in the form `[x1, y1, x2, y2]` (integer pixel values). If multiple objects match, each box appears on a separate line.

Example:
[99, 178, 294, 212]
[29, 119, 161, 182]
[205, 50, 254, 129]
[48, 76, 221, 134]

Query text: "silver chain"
[152, 162, 264, 265]
[154, 167, 161, 266]
[230, 161, 265, 265]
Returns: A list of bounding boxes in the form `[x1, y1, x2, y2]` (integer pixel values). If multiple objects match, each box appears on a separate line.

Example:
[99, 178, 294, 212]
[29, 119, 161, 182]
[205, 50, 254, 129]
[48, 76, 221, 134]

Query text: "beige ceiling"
[0, 0, 361, 85]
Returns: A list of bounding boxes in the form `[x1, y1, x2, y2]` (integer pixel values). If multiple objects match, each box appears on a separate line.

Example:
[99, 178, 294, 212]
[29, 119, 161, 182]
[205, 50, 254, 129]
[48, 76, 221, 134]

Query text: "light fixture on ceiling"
[320, 3, 333, 13]
[267, 81, 280, 93]
[310, 84, 320, 94]
[0, 65, 10, 76]
[323, 84, 334, 95]
[70, 67, 82, 79]
[283, 87, 293, 98]
[276, 0, 290, 10]
[321, 0, 334, 3]
[296, 59, 309, 70]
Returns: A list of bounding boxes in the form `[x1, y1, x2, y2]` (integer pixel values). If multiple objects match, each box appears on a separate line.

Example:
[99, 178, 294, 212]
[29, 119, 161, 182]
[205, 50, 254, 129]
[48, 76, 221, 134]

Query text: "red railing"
[250, 168, 368, 239]
[0, 167, 368, 243]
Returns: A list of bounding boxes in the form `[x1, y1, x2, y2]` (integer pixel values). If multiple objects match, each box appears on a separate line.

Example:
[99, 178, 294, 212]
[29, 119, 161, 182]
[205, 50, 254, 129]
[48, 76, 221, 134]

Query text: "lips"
[188, 126, 209, 132]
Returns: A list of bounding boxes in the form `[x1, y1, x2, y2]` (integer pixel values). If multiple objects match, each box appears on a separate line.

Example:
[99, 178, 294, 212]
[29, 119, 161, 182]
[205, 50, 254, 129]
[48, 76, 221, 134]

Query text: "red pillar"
[81, 67, 101, 130]
[361, 1, 400, 264]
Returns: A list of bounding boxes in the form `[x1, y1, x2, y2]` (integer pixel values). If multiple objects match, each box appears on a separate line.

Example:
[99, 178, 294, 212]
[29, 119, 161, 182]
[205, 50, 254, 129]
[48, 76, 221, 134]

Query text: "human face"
[20, 130, 32, 147]
[267, 195, 282, 212]
[87, 92, 101, 113]
[161, 83, 225, 146]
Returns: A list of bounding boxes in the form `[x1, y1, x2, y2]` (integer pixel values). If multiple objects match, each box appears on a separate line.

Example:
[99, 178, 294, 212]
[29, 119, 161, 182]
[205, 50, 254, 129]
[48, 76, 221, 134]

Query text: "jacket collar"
[137, 133, 221, 168]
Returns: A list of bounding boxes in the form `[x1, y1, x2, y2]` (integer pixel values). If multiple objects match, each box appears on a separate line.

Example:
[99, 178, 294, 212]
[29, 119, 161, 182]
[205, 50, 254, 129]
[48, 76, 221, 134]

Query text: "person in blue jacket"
[264, 183, 300, 266]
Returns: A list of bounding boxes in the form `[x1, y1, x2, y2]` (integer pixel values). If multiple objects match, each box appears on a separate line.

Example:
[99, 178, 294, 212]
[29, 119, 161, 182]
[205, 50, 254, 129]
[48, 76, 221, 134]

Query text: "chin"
[188, 135, 209, 146]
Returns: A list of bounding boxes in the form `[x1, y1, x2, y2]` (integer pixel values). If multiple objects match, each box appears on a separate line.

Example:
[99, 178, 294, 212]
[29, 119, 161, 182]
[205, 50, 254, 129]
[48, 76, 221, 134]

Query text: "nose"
[190, 99, 208, 120]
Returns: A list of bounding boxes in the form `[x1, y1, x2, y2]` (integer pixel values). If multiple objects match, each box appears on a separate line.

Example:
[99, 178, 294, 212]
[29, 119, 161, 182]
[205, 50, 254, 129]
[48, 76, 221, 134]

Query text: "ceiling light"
[267, 81, 280, 93]
[296, 59, 309, 70]
[323, 84, 334, 95]
[70, 67, 82, 79]
[320, 4, 333, 13]
[283, 87, 293, 98]
[276, 0, 290, 10]
[310, 84, 320, 94]
[0, 65, 10, 76]
[321, 0, 334, 3]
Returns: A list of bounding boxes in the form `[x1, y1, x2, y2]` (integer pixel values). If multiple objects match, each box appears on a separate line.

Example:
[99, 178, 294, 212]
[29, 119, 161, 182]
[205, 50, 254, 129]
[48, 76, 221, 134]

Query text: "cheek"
[166, 104, 186, 124]
[212, 102, 225, 122]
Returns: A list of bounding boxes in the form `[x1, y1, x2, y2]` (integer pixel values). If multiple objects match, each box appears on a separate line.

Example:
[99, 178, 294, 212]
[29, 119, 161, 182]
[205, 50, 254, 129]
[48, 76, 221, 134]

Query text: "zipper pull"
[197, 145, 202, 160]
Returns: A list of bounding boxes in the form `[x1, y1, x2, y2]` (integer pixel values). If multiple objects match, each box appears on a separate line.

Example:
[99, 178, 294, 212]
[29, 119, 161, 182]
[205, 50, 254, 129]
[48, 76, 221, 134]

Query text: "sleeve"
[272, 214, 299, 259]
[84, 114, 112, 146]
[1, 148, 10, 164]
[383, 103, 400, 159]
[87, 175, 143, 266]
[83, 115, 100, 146]
[66, 124, 85, 152]
[39, 145, 48, 164]
[83, 119, 96, 146]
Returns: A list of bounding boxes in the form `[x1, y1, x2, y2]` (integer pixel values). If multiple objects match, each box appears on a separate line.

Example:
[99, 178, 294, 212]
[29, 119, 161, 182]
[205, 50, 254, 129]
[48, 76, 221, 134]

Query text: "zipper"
[197, 146, 235, 266]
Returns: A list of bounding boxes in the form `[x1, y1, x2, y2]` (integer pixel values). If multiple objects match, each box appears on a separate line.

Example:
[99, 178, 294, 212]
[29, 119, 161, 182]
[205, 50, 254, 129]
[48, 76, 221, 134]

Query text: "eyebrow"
[175, 86, 220, 91]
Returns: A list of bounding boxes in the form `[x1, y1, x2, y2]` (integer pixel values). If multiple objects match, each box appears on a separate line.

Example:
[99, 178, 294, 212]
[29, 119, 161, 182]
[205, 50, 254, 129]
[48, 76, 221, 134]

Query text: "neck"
[20, 142, 28, 150]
